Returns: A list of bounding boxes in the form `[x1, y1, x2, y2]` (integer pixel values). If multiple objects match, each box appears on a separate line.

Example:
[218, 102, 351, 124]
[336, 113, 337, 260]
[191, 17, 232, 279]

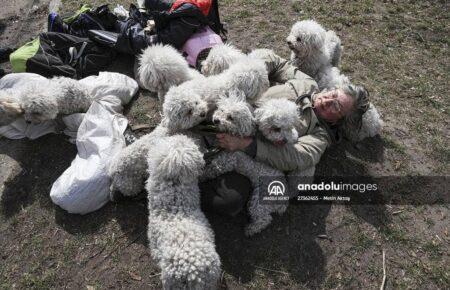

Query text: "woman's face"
[313, 89, 354, 124]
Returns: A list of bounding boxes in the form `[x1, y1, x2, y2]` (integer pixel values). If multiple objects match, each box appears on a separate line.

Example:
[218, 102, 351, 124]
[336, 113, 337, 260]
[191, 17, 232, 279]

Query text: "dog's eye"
[296, 37, 301, 42]
[227, 115, 233, 121]
[186, 109, 193, 115]
[273, 127, 281, 132]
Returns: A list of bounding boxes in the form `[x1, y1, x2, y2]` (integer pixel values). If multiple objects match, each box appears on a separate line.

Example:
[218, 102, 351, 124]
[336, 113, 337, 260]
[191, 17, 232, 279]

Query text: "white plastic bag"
[50, 96, 128, 214]
[79, 72, 138, 104]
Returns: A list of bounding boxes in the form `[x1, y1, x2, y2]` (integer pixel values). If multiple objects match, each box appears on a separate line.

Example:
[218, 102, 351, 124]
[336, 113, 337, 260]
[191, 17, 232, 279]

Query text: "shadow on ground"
[317, 136, 391, 229]
[0, 135, 76, 218]
[0, 131, 388, 287]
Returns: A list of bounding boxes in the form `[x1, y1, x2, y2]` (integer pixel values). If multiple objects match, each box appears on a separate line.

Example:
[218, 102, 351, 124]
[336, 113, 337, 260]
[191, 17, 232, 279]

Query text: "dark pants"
[200, 172, 252, 217]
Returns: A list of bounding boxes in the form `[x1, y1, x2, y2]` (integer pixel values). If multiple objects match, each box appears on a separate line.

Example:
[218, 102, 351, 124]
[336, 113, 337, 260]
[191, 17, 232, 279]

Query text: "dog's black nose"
[287, 40, 292, 45]
[213, 119, 220, 124]
[26, 120, 32, 124]
[200, 112, 206, 118]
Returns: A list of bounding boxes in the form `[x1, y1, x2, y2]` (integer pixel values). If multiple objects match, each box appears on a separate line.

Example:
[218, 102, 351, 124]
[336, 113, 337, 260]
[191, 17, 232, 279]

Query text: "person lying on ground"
[200, 49, 369, 217]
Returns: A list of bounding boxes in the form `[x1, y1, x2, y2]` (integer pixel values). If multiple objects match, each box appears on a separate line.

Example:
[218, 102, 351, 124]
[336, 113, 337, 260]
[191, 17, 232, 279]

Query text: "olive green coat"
[253, 50, 331, 172]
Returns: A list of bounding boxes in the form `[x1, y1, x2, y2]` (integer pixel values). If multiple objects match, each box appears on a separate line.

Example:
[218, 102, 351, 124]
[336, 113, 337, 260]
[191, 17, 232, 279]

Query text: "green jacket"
[253, 50, 331, 172]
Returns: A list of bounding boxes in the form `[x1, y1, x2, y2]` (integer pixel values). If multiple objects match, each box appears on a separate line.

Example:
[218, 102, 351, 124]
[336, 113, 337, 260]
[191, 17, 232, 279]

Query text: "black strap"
[295, 93, 311, 105]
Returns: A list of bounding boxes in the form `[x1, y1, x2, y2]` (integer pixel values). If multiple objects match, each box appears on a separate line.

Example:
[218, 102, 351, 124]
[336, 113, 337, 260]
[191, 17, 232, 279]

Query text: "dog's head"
[0, 89, 23, 126]
[286, 20, 326, 57]
[201, 43, 245, 76]
[226, 57, 269, 102]
[212, 90, 255, 137]
[162, 86, 208, 131]
[0, 90, 24, 126]
[255, 99, 300, 145]
[138, 44, 191, 95]
[147, 134, 204, 183]
[21, 91, 58, 124]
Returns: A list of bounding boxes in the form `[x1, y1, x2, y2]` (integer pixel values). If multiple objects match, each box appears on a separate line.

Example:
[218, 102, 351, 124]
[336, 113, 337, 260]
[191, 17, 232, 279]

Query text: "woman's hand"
[217, 133, 253, 151]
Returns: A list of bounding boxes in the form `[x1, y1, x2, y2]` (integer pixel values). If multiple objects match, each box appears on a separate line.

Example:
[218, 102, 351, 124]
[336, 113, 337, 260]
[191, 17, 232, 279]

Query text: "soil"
[0, 0, 448, 289]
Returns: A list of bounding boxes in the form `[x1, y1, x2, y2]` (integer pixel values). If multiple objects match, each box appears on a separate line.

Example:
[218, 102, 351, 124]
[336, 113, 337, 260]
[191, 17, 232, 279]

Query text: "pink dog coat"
[181, 26, 223, 67]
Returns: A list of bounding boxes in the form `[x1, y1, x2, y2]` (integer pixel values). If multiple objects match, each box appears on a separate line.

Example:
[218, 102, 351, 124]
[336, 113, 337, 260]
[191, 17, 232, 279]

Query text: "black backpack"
[10, 32, 116, 79]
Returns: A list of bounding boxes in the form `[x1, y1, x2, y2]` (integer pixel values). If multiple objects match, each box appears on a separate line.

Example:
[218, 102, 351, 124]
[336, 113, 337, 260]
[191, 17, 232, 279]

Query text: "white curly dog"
[0, 77, 90, 125]
[200, 43, 246, 76]
[286, 19, 349, 89]
[202, 94, 288, 236]
[108, 85, 208, 198]
[137, 44, 203, 101]
[255, 98, 300, 146]
[146, 134, 221, 290]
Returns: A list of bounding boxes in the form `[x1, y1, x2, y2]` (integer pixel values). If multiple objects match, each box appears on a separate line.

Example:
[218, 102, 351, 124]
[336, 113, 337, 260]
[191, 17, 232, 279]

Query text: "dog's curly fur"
[212, 91, 255, 137]
[359, 103, 383, 140]
[137, 44, 203, 101]
[177, 56, 269, 112]
[108, 86, 208, 197]
[202, 151, 288, 236]
[0, 89, 25, 126]
[254, 98, 317, 197]
[200, 43, 246, 76]
[203, 98, 288, 236]
[255, 98, 299, 145]
[0, 77, 91, 125]
[146, 135, 221, 289]
[287, 19, 349, 89]
[287, 19, 341, 75]
[317, 66, 350, 89]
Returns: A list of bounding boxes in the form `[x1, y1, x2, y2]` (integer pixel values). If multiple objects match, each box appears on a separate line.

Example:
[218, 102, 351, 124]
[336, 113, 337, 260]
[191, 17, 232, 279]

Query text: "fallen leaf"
[129, 271, 142, 281]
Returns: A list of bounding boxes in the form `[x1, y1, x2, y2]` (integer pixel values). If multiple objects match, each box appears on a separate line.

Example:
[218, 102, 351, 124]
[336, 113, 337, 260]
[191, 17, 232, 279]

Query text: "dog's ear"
[0, 101, 24, 115]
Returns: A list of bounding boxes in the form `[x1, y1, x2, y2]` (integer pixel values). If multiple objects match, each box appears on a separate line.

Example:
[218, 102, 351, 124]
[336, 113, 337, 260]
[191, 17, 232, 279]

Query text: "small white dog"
[286, 19, 342, 75]
[203, 96, 288, 236]
[108, 85, 209, 197]
[146, 134, 221, 289]
[254, 97, 317, 196]
[137, 44, 203, 101]
[286, 19, 349, 89]
[0, 77, 90, 124]
[255, 98, 300, 145]
[212, 91, 255, 137]
[200, 43, 246, 76]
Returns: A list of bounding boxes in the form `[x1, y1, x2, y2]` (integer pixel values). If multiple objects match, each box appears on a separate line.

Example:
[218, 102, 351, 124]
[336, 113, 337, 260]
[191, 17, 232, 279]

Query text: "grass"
[422, 241, 442, 260]
[382, 136, 407, 155]
[380, 225, 412, 245]
[1, 0, 449, 289]
[352, 230, 375, 251]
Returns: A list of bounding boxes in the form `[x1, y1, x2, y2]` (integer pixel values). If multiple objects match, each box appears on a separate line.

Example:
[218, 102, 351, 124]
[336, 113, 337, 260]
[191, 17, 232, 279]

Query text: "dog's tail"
[326, 30, 342, 67]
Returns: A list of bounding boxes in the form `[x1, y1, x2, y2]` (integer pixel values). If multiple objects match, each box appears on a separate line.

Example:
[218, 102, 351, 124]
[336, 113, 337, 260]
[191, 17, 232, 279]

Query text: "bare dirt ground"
[0, 0, 449, 289]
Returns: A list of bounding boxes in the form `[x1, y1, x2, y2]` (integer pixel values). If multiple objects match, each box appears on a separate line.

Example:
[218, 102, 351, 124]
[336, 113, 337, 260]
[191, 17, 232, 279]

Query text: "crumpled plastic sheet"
[49, 95, 128, 214]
